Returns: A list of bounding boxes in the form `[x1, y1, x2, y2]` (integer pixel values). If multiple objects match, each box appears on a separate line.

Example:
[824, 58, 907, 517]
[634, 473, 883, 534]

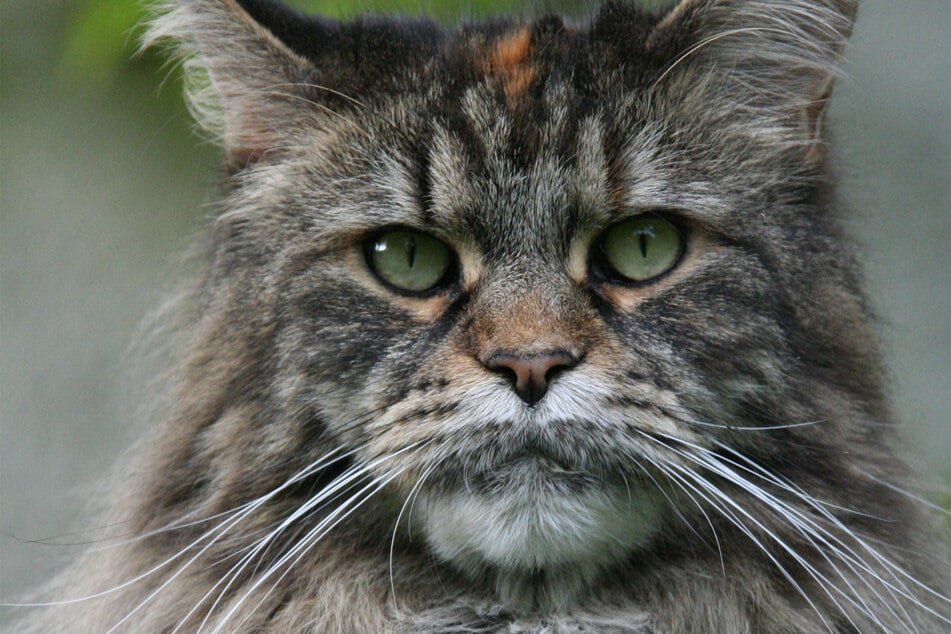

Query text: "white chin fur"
[417, 475, 662, 585]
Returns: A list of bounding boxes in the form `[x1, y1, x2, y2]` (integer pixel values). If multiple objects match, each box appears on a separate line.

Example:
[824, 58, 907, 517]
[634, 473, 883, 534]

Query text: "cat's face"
[147, 0, 891, 611]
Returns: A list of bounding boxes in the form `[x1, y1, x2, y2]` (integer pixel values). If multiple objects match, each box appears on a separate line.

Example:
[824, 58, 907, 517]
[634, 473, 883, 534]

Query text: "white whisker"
[640, 430, 947, 629]
[634, 455, 727, 577]
[96, 448, 354, 631]
[199, 441, 430, 632]
[853, 467, 951, 516]
[265, 81, 366, 108]
[674, 448, 902, 630]
[683, 418, 825, 432]
[652, 27, 790, 90]
[180, 462, 374, 633]
[712, 442, 949, 610]
[389, 461, 440, 613]
[663, 458, 851, 633]
[214, 466, 413, 633]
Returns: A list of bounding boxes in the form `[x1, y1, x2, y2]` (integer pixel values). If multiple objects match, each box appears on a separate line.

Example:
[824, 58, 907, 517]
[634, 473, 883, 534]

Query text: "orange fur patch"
[484, 28, 537, 103]
[468, 291, 597, 361]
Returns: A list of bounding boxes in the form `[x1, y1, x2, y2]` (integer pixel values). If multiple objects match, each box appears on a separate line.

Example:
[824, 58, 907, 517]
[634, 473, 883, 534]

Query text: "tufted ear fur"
[646, 0, 858, 163]
[145, 0, 331, 166]
[145, 1, 442, 168]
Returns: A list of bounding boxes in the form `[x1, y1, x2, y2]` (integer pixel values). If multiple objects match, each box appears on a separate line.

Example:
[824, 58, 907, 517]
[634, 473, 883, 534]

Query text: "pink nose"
[482, 350, 580, 405]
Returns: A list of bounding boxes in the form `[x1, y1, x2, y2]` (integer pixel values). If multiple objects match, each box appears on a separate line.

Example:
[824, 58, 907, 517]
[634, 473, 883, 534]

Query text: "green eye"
[367, 229, 453, 293]
[597, 216, 684, 283]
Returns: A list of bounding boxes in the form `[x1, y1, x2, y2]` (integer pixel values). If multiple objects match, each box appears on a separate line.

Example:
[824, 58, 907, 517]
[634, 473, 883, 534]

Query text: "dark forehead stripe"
[420, 16, 638, 248]
[437, 20, 585, 168]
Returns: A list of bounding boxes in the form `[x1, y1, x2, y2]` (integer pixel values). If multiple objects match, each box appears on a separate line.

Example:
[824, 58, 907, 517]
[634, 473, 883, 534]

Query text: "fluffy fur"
[11, 1, 949, 632]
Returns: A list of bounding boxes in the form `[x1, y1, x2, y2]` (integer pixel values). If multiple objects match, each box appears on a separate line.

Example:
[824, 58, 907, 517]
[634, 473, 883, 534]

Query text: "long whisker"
[709, 441, 947, 604]
[651, 27, 791, 90]
[264, 81, 366, 108]
[178, 461, 375, 633]
[681, 418, 825, 432]
[668, 445, 900, 630]
[389, 461, 440, 613]
[852, 467, 951, 516]
[213, 455, 423, 634]
[640, 429, 948, 629]
[11, 447, 352, 613]
[639, 446, 842, 632]
[11, 404, 398, 567]
[711, 443, 951, 614]
[631, 454, 726, 576]
[188, 441, 430, 632]
[662, 456, 851, 632]
[101, 448, 359, 632]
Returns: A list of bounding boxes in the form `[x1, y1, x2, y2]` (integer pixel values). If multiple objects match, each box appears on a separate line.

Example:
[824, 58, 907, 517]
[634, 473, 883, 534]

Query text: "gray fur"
[10, 0, 949, 632]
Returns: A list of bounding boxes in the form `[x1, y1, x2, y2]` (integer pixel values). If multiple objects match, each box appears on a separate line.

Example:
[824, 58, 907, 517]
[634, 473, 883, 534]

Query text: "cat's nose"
[482, 350, 580, 406]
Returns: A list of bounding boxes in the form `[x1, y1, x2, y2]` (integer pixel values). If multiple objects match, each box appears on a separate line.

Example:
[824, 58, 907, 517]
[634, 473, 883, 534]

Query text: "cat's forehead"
[339, 24, 660, 253]
[331, 92, 687, 281]
[353, 93, 677, 269]
[383, 14, 732, 237]
[353, 91, 609, 266]
[248, 3, 815, 259]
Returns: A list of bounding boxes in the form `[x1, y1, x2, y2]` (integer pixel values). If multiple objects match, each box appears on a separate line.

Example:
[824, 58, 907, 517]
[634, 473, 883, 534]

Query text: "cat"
[10, 0, 949, 632]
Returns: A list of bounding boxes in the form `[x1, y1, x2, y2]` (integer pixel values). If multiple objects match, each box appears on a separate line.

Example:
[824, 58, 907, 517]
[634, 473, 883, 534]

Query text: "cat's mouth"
[462, 440, 607, 491]
[493, 448, 579, 475]
[421, 422, 643, 494]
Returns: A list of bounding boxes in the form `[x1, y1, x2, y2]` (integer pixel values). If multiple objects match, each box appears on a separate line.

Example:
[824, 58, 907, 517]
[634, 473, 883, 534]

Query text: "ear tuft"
[143, 0, 324, 164]
[649, 0, 858, 163]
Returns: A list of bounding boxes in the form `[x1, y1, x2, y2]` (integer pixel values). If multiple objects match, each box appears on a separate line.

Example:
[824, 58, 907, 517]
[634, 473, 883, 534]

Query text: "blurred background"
[1, 0, 948, 604]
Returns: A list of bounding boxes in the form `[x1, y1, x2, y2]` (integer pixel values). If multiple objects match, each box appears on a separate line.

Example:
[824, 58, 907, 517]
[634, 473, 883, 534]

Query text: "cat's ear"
[145, 0, 340, 166]
[646, 0, 858, 163]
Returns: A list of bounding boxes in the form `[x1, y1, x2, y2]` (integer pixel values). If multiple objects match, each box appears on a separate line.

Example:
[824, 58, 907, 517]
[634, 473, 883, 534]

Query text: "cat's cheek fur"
[417, 483, 664, 608]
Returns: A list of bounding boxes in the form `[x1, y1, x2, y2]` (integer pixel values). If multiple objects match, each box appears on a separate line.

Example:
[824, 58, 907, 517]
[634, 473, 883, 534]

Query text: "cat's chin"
[415, 460, 663, 607]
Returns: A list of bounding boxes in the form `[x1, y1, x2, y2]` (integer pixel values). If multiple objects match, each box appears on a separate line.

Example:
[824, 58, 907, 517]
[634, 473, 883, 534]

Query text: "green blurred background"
[1, 0, 948, 602]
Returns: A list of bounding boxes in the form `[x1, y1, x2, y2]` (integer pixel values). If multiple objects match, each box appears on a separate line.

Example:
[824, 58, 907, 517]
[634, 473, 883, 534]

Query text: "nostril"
[544, 362, 568, 384]
[493, 364, 519, 388]
[544, 352, 579, 378]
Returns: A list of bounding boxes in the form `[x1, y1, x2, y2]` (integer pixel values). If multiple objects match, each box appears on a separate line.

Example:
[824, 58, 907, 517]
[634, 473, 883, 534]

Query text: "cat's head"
[145, 0, 891, 607]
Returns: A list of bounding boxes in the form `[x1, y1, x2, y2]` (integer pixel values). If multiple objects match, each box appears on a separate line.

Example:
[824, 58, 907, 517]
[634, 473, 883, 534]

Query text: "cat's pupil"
[597, 216, 683, 284]
[366, 229, 453, 293]
[638, 231, 650, 258]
